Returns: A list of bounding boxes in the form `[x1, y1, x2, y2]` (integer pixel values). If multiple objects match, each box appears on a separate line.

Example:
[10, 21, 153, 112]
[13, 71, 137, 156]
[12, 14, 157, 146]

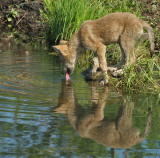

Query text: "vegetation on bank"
[114, 47, 160, 92]
[78, 45, 160, 93]
[41, 0, 160, 93]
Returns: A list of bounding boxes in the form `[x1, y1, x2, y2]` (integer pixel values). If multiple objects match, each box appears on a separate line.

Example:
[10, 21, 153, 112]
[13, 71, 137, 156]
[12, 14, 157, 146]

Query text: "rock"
[81, 67, 123, 82]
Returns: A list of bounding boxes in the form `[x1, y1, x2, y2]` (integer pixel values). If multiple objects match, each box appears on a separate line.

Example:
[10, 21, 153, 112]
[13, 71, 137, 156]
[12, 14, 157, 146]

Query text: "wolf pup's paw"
[99, 78, 108, 86]
[107, 67, 117, 72]
[90, 69, 97, 77]
[111, 69, 123, 77]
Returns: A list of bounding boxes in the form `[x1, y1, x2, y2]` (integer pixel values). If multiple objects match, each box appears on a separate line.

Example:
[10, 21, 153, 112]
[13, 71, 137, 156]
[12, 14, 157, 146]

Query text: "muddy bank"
[140, 0, 160, 52]
[0, 0, 44, 40]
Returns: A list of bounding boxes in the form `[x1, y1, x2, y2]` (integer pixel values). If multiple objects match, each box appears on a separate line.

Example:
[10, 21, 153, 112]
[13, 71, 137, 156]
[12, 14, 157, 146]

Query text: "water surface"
[0, 45, 160, 158]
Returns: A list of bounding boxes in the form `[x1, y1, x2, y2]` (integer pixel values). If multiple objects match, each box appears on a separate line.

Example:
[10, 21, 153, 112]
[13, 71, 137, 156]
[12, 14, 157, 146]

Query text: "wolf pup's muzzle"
[62, 67, 72, 75]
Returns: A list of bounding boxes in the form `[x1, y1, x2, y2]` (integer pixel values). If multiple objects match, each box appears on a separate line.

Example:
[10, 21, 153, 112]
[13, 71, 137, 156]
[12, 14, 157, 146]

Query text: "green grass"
[110, 46, 160, 93]
[122, 57, 160, 92]
[41, 0, 141, 45]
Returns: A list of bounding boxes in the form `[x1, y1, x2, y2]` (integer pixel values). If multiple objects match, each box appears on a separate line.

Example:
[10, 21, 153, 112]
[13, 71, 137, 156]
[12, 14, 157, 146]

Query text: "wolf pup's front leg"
[96, 44, 109, 86]
[91, 56, 100, 76]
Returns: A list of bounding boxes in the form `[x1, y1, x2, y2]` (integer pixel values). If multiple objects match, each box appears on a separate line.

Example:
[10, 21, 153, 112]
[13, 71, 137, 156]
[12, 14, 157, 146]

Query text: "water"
[0, 44, 160, 158]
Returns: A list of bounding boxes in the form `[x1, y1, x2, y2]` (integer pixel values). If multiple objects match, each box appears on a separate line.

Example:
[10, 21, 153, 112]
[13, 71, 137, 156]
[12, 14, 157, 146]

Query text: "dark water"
[0, 45, 160, 158]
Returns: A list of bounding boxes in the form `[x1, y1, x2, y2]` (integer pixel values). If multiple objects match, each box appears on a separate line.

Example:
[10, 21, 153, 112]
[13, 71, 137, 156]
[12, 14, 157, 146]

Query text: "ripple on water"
[0, 50, 64, 157]
[0, 49, 160, 158]
[0, 51, 61, 127]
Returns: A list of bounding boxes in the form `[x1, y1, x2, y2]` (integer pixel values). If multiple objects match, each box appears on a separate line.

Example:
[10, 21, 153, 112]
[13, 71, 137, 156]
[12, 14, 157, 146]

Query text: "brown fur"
[54, 81, 152, 149]
[53, 12, 154, 85]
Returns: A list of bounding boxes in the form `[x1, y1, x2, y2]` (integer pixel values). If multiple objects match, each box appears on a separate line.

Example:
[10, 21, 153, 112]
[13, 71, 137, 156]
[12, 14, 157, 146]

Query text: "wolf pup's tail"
[141, 20, 155, 57]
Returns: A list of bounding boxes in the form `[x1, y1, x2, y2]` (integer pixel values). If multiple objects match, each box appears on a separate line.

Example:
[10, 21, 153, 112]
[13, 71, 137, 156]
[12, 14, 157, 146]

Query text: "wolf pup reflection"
[54, 81, 152, 149]
[52, 12, 154, 85]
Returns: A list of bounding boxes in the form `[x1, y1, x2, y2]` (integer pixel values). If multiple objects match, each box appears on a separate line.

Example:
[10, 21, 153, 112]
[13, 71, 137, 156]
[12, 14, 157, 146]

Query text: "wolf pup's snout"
[62, 67, 72, 75]
[67, 68, 72, 74]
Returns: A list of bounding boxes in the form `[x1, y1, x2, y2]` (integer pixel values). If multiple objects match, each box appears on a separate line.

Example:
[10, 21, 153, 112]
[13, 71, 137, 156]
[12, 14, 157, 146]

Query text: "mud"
[0, 0, 44, 39]
[139, 0, 160, 52]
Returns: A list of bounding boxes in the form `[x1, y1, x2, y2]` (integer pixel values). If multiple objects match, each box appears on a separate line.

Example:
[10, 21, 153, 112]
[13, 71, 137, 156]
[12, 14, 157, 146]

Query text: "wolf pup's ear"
[52, 45, 61, 54]
[52, 45, 69, 56]
[60, 40, 68, 45]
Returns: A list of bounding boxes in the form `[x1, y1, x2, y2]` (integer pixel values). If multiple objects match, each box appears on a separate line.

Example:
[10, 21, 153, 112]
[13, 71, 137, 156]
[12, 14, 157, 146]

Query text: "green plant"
[41, 0, 106, 44]
[7, 5, 19, 22]
[121, 49, 160, 92]
[41, 0, 141, 45]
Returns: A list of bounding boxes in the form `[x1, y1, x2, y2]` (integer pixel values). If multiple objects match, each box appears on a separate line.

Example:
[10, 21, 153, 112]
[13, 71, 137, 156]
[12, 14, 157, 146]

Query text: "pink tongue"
[66, 73, 70, 80]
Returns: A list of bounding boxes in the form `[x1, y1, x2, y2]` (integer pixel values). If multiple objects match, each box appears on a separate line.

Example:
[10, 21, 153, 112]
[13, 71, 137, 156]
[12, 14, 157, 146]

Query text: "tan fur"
[54, 81, 152, 149]
[53, 12, 154, 85]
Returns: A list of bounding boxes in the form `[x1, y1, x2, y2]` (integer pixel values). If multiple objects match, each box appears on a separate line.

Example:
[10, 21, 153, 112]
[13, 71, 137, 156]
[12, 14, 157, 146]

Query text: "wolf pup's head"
[52, 41, 76, 75]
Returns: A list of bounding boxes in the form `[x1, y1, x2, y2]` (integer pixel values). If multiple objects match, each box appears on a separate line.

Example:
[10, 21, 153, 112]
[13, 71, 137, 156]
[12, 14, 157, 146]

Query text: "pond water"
[0, 44, 160, 158]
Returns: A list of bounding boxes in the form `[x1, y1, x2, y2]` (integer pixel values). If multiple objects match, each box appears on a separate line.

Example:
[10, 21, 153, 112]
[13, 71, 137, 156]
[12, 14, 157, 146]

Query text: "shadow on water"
[54, 81, 152, 151]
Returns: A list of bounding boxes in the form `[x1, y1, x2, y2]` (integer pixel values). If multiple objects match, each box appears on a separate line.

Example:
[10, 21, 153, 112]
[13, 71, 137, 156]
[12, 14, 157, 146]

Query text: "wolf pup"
[52, 12, 154, 85]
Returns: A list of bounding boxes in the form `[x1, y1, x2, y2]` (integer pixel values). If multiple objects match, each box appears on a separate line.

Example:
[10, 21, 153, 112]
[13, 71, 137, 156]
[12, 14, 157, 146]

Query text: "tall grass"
[41, 0, 105, 44]
[41, 0, 141, 45]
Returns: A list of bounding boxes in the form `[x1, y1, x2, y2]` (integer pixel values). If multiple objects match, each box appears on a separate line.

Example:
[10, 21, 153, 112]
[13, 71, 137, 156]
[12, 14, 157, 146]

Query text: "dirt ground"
[139, 0, 160, 52]
[0, 0, 44, 39]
